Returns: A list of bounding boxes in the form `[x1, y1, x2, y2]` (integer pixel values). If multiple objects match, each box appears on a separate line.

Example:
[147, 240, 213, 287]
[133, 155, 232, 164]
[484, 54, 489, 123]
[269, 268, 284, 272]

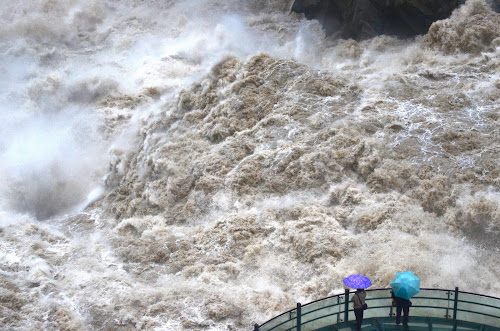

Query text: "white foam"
[1, 0, 499, 330]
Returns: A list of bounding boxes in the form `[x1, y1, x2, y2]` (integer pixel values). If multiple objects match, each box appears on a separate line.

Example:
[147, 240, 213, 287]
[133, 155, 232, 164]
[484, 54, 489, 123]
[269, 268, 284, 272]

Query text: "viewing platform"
[254, 288, 500, 331]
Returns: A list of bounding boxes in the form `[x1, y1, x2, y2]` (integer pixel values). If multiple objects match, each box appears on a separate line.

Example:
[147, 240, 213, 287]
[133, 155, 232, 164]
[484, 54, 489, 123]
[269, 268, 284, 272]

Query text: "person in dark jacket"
[392, 291, 412, 326]
[350, 289, 367, 331]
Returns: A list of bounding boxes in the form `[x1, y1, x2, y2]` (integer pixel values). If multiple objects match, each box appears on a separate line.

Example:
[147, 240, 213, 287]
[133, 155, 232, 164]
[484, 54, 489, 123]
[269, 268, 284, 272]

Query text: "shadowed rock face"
[291, 0, 464, 39]
[491, 0, 500, 12]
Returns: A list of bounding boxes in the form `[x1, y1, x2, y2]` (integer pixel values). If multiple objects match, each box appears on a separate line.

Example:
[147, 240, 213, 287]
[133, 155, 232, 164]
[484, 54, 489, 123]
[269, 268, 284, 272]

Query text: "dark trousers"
[396, 305, 409, 325]
[354, 308, 363, 331]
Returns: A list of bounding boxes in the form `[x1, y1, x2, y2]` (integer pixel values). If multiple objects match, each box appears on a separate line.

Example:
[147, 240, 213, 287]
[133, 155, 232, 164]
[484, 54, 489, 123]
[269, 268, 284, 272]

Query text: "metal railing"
[254, 288, 500, 331]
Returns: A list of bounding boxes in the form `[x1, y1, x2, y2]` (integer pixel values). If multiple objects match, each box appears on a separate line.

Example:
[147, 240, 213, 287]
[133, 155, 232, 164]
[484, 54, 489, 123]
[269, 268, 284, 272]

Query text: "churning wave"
[0, 0, 499, 329]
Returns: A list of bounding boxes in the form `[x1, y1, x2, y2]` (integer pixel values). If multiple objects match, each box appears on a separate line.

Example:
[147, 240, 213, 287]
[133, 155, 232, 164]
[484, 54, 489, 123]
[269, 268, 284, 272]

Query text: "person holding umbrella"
[343, 274, 371, 331]
[390, 271, 421, 327]
[391, 292, 412, 326]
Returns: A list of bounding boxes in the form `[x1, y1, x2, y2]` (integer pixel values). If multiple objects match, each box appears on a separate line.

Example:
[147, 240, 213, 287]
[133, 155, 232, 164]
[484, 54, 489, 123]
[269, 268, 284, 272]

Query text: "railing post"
[253, 323, 259, 331]
[337, 295, 341, 324]
[445, 290, 451, 318]
[344, 289, 350, 323]
[452, 287, 459, 331]
[389, 290, 394, 317]
[297, 302, 302, 331]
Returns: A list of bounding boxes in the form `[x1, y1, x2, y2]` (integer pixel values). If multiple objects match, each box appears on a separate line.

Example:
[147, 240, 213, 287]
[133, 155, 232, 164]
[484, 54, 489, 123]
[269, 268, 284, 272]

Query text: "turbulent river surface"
[1, 0, 499, 330]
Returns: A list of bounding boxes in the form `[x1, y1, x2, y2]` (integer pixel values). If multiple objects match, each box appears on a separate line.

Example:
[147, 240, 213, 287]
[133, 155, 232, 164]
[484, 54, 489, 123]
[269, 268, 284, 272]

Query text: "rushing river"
[1, 0, 499, 329]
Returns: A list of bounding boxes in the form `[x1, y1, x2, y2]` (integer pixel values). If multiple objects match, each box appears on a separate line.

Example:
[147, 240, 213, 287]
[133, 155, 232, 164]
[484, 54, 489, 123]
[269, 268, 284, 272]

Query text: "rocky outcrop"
[490, 0, 500, 12]
[291, 0, 464, 39]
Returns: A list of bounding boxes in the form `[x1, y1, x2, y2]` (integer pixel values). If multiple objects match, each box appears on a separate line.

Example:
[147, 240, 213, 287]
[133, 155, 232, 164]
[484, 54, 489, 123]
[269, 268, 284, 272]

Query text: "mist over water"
[0, 0, 499, 329]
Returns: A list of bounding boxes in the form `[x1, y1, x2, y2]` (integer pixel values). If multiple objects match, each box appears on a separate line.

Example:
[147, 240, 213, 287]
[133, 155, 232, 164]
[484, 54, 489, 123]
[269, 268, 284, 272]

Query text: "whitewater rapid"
[1, 0, 499, 330]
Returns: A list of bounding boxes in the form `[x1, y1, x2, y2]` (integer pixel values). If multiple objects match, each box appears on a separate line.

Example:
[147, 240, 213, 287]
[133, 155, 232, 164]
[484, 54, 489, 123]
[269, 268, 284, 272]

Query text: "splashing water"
[0, 0, 499, 329]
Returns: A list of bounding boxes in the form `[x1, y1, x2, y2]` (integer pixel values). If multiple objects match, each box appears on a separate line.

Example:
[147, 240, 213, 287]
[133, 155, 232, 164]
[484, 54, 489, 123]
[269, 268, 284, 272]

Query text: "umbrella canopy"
[343, 274, 372, 289]
[391, 271, 420, 300]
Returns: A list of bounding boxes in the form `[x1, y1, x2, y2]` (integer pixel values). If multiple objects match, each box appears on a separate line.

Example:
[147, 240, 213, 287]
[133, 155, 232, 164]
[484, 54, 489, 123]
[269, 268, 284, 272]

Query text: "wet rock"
[291, 0, 463, 39]
[490, 0, 500, 12]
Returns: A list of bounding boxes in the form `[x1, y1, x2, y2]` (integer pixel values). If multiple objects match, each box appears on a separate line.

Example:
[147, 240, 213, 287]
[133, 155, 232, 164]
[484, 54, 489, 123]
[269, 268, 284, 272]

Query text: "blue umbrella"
[343, 274, 372, 289]
[391, 271, 420, 300]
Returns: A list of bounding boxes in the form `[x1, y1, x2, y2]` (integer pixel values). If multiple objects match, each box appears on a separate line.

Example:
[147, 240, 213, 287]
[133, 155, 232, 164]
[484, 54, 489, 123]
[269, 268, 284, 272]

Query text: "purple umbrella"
[343, 274, 372, 289]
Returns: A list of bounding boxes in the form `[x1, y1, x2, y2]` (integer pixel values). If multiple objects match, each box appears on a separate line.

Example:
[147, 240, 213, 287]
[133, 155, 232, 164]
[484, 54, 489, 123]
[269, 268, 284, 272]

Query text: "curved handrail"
[255, 288, 500, 331]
